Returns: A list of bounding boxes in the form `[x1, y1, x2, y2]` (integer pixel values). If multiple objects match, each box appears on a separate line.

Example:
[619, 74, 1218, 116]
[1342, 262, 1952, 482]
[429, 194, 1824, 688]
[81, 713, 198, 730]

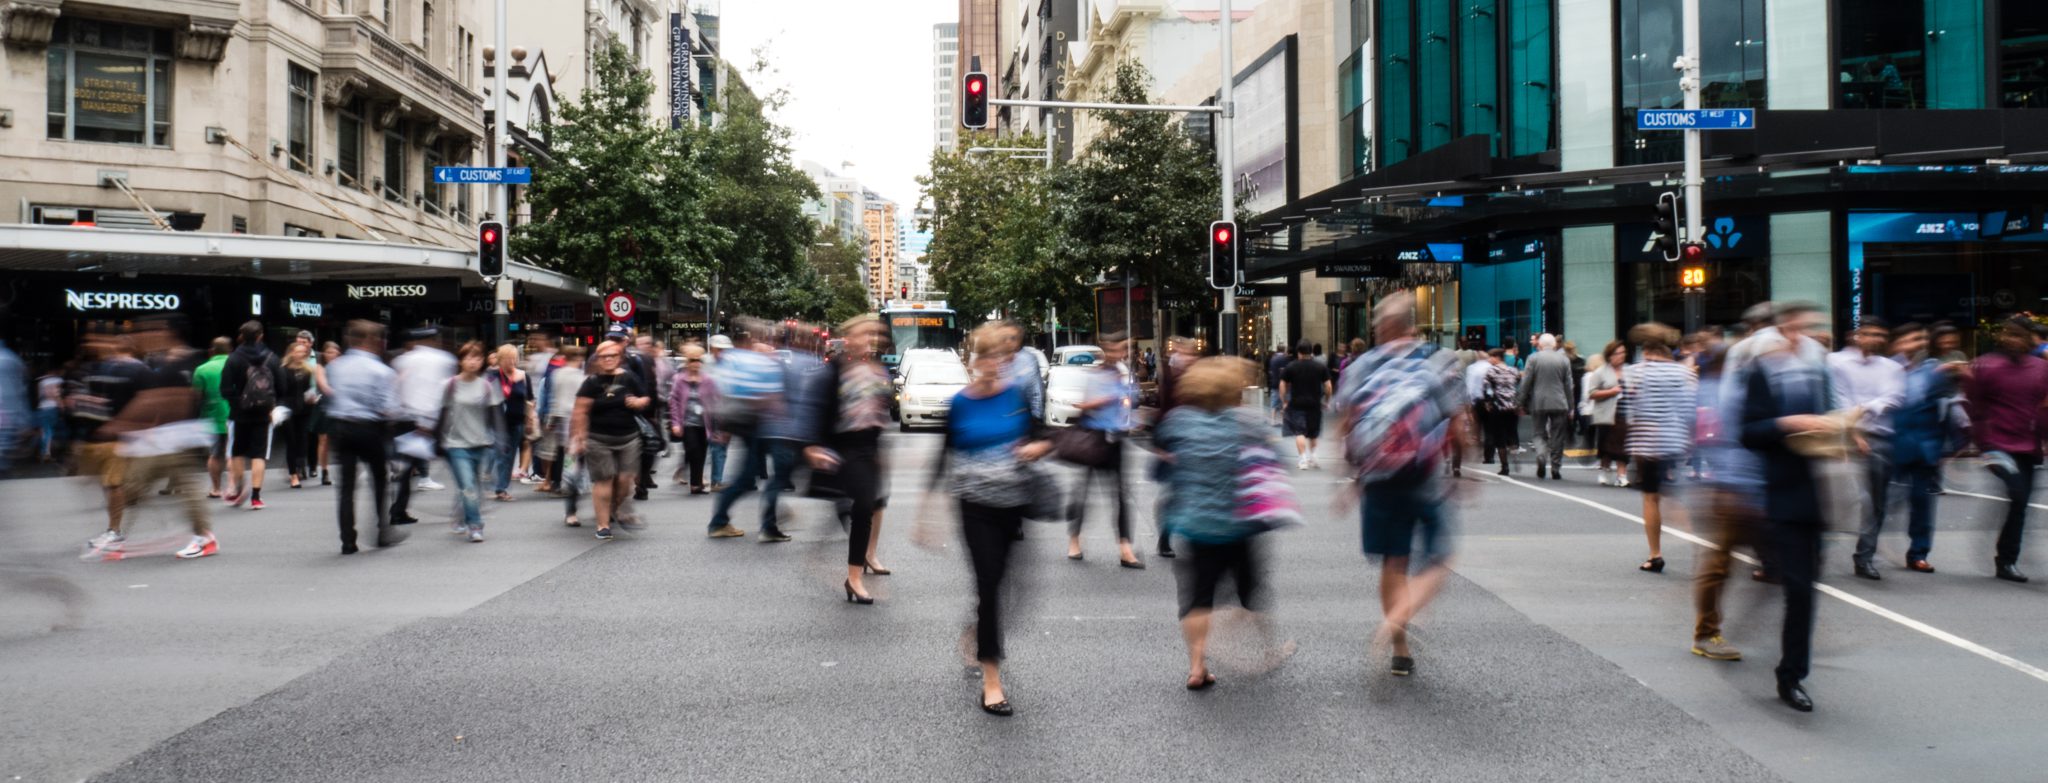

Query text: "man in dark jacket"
[1737, 302, 1829, 713]
[218, 320, 287, 510]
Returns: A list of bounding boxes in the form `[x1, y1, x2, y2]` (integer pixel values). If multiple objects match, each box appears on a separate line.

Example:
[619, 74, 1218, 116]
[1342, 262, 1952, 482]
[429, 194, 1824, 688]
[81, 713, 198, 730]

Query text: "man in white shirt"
[1463, 339, 1493, 466]
[389, 328, 456, 524]
[1829, 318, 1904, 580]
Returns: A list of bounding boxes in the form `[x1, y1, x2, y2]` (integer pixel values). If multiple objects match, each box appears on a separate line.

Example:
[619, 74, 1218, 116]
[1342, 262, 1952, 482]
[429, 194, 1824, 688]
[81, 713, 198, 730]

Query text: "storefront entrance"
[1849, 210, 2048, 352]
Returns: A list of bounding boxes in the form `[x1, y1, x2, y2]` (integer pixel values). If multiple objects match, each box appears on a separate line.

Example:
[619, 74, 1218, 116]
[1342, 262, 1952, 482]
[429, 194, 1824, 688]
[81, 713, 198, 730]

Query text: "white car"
[1043, 365, 1092, 428]
[897, 360, 969, 431]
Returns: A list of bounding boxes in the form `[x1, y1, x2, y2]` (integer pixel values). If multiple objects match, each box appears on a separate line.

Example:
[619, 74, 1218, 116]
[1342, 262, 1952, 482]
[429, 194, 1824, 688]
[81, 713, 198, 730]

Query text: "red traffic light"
[1681, 242, 1706, 262]
[481, 227, 498, 244]
[967, 76, 984, 94]
[1214, 226, 1233, 244]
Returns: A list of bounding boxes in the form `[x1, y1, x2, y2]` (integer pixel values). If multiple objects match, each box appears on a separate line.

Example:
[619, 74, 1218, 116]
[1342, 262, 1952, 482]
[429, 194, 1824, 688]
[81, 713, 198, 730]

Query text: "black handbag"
[1052, 427, 1112, 467]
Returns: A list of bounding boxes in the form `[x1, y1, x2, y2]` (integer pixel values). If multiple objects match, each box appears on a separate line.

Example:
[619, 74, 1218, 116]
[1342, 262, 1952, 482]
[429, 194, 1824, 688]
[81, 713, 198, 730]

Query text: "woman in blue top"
[917, 322, 1051, 717]
[1064, 333, 1142, 567]
[1156, 357, 1293, 690]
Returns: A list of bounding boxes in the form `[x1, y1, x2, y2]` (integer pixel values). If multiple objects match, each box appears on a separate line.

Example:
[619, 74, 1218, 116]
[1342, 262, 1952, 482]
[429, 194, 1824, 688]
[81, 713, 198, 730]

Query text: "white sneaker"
[1616, 472, 1630, 488]
[416, 478, 446, 491]
[174, 534, 218, 559]
[83, 530, 125, 558]
[1297, 456, 1310, 470]
[1308, 457, 1321, 470]
[1597, 470, 1612, 486]
[468, 529, 484, 543]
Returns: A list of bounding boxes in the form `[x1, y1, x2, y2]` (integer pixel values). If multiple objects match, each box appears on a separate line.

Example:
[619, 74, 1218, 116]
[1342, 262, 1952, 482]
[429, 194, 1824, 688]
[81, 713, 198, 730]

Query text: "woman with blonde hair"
[485, 344, 532, 502]
[917, 320, 1053, 716]
[571, 339, 650, 540]
[801, 314, 896, 603]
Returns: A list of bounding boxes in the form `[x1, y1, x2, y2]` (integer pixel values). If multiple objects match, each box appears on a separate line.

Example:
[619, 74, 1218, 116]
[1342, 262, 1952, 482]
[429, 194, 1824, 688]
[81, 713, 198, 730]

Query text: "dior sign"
[65, 290, 182, 311]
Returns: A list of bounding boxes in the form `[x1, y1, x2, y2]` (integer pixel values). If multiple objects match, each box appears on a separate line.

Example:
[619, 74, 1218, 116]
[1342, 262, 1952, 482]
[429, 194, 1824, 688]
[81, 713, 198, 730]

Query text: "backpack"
[1340, 341, 1455, 482]
[239, 359, 278, 411]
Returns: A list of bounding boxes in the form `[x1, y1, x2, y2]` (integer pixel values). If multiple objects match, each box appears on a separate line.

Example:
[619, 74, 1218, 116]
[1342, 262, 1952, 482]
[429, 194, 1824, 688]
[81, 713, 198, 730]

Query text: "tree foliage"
[514, 41, 725, 292]
[918, 131, 1092, 330]
[697, 66, 828, 320]
[1052, 60, 1225, 309]
[920, 59, 1227, 335]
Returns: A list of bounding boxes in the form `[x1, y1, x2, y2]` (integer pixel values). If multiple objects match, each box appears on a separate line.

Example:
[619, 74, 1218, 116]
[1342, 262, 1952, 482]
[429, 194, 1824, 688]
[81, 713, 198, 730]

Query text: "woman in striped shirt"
[1620, 323, 1698, 573]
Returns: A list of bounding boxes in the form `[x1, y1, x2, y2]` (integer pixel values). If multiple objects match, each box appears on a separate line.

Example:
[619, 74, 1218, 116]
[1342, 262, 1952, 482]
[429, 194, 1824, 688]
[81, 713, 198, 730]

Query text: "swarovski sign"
[347, 283, 429, 299]
[65, 290, 181, 311]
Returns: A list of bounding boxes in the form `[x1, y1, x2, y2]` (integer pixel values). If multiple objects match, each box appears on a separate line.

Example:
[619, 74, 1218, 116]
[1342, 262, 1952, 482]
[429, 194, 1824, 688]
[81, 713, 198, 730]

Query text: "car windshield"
[906, 363, 968, 386]
[1047, 369, 1091, 392]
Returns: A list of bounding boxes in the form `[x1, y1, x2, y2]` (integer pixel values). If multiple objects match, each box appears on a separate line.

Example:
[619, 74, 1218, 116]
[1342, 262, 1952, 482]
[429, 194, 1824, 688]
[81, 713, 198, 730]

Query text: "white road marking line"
[1480, 473, 2048, 686]
[1937, 488, 2048, 512]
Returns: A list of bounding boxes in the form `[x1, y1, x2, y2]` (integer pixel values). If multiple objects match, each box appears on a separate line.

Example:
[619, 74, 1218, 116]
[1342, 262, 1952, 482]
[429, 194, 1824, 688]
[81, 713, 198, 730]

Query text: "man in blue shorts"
[1334, 292, 1467, 678]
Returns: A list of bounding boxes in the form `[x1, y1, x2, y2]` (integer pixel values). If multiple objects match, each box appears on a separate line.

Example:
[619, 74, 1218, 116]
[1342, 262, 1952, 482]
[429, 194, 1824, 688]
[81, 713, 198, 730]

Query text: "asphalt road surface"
[3, 433, 2044, 782]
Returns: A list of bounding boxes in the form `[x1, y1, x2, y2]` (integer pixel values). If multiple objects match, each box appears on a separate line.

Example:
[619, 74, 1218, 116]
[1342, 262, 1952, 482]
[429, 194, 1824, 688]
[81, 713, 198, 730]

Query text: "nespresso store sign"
[66, 290, 182, 312]
[337, 279, 459, 303]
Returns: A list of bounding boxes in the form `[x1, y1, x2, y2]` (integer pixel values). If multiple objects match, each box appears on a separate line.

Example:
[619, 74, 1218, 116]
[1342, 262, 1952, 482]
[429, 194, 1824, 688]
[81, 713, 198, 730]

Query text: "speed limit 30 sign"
[604, 292, 636, 321]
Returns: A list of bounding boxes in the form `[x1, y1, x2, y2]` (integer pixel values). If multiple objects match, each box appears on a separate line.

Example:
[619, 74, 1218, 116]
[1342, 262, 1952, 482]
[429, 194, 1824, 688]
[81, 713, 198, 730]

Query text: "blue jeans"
[492, 422, 523, 493]
[445, 446, 488, 530]
[707, 435, 796, 533]
[36, 408, 63, 457]
[709, 441, 727, 485]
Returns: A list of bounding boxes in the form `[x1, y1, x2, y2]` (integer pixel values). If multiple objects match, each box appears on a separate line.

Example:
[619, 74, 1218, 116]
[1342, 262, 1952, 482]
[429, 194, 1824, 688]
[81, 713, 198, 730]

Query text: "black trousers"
[1483, 408, 1519, 463]
[281, 405, 310, 476]
[837, 430, 883, 567]
[961, 499, 1025, 662]
[1995, 454, 2041, 566]
[331, 420, 391, 548]
[390, 454, 430, 518]
[1066, 437, 1131, 542]
[681, 425, 708, 488]
[1774, 518, 1822, 685]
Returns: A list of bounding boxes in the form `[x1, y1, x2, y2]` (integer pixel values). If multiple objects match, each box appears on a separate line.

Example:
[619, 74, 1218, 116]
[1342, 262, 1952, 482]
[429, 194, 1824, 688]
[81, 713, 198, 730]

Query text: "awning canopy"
[0, 224, 594, 298]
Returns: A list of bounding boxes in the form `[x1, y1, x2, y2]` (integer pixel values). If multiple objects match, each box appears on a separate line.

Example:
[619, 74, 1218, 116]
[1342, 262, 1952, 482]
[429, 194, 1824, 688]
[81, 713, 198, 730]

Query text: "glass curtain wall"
[1618, 0, 1765, 165]
[2001, 0, 2048, 107]
[1838, 0, 1985, 109]
[1378, 0, 1555, 167]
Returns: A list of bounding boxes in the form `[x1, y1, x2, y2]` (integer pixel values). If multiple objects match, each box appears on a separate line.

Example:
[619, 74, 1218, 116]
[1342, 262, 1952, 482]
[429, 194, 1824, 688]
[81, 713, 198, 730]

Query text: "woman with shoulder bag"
[914, 322, 1054, 717]
[1156, 357, 1298, 690]
[802, 315, 896, 604]
[485, 344, 531, 502]
[1062, 332, 1141, 567]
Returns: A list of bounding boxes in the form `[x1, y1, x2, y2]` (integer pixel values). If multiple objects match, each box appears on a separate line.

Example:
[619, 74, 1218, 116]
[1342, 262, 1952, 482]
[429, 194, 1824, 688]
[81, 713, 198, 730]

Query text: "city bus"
[879, 299, 961, 371]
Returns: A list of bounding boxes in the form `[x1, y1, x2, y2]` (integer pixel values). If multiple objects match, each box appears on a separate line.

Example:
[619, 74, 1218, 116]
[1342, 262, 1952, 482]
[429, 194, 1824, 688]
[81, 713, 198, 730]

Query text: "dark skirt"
[1594, 416, 1629, 462]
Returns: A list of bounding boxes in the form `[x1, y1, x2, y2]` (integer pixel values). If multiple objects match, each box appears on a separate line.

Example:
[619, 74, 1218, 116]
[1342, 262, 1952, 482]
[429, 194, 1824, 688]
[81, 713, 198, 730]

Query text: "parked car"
[1043, 365, 1093, 428]
[891, 348, 961, 420]
[897, 360, 970, 431]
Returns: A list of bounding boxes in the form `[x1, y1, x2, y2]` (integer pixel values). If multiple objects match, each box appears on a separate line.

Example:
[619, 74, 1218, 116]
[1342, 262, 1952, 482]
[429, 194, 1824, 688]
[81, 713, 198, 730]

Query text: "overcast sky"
[718, 0, 956, 211]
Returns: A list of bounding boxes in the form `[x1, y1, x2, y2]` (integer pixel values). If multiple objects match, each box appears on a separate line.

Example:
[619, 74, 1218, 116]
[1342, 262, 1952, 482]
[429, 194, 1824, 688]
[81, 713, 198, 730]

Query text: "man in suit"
[1737, 301, 1830, 713]
[1517, 334, 1575, 479]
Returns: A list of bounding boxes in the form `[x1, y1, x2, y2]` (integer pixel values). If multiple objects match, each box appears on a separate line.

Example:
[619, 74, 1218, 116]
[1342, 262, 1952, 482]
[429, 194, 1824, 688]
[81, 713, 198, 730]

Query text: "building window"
[1999, 0, 2048, 107]
[422, 1, 435, 61]
[1377, 0, 1554, 167]
[287, 64, 315, 172]
[338, 97, 365, 188]
[1837, 0, 1983, 109]
[383, 125, 407, 202]
[423, 147, 443, 212]
[1618, 0, 1764, 165]
[45, 18, 173, 147]
[283, 223, 325, 238]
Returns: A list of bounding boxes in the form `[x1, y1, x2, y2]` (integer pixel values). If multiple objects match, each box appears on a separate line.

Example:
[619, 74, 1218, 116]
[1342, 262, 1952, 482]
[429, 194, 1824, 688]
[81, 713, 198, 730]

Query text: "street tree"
[514, 40, 725, 292]
[697, 61, 828, 321]
[1051, 59, 1231, 339]
[918, 131, 1091, 331]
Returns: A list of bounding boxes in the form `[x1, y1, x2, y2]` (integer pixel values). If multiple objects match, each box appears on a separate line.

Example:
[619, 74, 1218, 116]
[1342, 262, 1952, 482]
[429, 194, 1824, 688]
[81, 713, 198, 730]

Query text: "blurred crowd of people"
[3, 296, 2043, 719]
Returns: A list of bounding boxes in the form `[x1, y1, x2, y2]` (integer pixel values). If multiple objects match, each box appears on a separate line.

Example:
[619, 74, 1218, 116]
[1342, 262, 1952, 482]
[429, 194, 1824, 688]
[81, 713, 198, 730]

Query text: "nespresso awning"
[0, 224, 594, 297]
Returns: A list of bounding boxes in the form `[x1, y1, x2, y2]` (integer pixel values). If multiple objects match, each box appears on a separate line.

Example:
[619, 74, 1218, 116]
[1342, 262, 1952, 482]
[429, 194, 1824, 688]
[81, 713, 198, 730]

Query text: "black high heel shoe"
[1640, 557, 1666, 573]
[843, 580, 874, 605]
[863, 561, 892, 576]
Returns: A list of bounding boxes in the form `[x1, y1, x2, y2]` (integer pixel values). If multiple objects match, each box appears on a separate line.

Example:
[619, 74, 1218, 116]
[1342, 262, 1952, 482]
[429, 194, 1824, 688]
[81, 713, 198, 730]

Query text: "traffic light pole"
[491, 0, 509, 346]
[1680, 0, 1704, 246]
[1217, 0, 1237, 357]
[982, 1, 1237, 355]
